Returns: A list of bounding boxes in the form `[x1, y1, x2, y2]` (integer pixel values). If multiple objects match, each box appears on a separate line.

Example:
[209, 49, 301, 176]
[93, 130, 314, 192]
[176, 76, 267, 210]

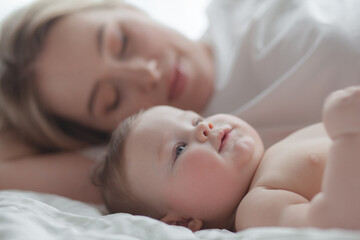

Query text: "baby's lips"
[218, 127, 232, 152]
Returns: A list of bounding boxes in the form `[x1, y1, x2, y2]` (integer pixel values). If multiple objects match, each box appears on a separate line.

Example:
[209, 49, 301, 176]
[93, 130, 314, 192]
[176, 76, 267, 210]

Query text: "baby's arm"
[235, 187, 310, 230]
[308, 86, 360, 228]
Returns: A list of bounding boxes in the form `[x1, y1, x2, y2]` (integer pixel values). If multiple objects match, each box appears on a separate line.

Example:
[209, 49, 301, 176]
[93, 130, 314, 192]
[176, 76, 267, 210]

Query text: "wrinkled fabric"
[0, 191, 360, 240]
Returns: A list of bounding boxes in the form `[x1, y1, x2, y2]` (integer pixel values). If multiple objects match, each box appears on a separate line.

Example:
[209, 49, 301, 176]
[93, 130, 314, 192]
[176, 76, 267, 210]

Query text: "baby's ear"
[161, 213, 203, 232]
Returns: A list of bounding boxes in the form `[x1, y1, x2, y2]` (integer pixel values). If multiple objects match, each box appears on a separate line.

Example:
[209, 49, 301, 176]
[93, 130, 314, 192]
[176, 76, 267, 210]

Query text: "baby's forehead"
[130, 106, 183, 136]
[141, 106, 184, 120]
[134, 106, 205, 134]
[125, 107, 179, 158]
[132, 106, 176, 129]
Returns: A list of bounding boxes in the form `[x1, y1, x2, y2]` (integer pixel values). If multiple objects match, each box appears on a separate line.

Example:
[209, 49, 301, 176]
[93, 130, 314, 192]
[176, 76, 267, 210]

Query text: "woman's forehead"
[67, 5, 144, 23]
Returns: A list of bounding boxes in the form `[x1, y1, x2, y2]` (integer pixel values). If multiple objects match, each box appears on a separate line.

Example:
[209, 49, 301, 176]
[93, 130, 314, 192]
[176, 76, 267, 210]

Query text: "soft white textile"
[0, 190, 360, 240]
[202, 0, 360, 146]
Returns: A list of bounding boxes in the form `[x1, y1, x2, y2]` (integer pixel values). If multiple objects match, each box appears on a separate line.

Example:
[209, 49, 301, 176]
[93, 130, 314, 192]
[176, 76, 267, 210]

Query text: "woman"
[0, 0, 213, 204]
[0, 0, 359, 203]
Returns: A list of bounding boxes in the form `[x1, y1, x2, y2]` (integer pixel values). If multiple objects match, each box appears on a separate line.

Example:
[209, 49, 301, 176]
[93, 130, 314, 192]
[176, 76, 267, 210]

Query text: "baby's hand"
[323, 86, 360, 139]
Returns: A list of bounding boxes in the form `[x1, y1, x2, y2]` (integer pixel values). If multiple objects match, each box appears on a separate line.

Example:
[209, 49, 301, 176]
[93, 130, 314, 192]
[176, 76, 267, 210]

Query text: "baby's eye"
[175, 143, 187, 160]
[193, 118, 203, 126]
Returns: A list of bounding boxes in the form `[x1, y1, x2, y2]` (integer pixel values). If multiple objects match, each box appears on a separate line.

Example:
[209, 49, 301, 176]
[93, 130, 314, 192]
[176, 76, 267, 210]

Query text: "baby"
[92, 86, 360, 232]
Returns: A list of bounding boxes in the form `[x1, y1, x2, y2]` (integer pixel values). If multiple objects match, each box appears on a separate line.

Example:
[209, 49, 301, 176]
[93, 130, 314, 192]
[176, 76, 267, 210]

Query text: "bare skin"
[0, 5, 213, 203]
[0, 131, 102, 204]
[116, 86, 360, 231]
[236, 86, 360, 230]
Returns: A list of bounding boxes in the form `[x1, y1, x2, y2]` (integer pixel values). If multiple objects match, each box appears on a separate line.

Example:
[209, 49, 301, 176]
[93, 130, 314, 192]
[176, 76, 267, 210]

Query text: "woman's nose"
[195, 121, 214, 142]
[119, 58, 161, 92]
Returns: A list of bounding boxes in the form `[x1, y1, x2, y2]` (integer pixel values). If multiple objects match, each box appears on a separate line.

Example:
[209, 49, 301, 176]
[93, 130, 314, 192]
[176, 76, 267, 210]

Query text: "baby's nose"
[195, 121, 214, 142]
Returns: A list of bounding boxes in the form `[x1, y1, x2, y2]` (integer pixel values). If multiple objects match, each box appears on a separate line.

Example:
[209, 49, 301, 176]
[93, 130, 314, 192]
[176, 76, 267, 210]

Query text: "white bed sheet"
[0, 190, 359, 240]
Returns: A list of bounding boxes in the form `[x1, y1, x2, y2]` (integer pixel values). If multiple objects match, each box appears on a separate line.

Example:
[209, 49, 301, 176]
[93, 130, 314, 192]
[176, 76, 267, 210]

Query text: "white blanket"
[0, 191, 359, 240]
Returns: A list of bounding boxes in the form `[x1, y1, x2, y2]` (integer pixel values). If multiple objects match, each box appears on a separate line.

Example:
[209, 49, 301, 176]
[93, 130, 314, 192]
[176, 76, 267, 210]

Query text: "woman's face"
[35, 6, 214, 132]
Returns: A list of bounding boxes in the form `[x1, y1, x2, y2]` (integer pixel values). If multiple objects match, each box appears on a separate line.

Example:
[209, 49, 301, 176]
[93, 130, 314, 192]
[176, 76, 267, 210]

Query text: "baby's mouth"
[219, 129, 232, 152]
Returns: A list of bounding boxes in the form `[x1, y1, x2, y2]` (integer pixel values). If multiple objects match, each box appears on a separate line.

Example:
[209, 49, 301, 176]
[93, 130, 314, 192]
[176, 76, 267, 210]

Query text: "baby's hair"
[92, 109, 163, 219]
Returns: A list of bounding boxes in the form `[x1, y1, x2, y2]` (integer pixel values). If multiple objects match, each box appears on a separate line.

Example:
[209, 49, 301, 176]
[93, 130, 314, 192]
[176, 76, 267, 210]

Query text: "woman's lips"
[168, 60, 186, 101]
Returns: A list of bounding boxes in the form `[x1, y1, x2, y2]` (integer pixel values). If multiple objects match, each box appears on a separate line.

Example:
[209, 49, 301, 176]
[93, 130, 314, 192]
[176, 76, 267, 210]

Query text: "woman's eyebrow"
[96, 24, 105, 56]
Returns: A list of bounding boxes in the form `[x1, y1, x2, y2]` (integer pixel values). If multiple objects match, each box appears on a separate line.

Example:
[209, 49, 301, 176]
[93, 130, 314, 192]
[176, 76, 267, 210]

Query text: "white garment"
[202, 0, 360, 147]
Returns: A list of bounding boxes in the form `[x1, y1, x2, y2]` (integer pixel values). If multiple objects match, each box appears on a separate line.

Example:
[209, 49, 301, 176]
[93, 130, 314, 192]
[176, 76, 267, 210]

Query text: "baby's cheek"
[166, 151, 239, 216]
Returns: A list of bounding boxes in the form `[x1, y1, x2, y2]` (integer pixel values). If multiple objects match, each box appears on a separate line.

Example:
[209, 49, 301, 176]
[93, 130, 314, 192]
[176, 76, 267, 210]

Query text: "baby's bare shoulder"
[273, 123, 327, 145]
[237, 124, 331, 231]
[250, 124, 330, 196]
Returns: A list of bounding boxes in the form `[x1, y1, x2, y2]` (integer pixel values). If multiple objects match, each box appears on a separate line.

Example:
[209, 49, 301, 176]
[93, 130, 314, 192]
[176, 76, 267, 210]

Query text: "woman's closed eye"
[118, 33, 128, 58]
[174, 143, 187, 160]
[105, 88, 120, 113]
[100, 82, 121, 114]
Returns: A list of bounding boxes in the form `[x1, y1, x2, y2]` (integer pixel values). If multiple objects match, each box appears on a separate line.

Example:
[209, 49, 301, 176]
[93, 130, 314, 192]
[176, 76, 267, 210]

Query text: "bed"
[1, 190, 359, 240]
[2, 0, 360, 239]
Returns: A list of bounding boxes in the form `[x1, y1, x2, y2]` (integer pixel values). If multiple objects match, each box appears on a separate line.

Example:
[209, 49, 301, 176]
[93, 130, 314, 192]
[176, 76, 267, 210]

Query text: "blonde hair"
[92, 110, 162, 219]
[0, 0, 127, 151]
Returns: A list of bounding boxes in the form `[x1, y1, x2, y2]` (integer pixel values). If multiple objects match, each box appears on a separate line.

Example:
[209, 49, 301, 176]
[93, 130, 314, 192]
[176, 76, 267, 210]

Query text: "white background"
[0, 0, 211, 39]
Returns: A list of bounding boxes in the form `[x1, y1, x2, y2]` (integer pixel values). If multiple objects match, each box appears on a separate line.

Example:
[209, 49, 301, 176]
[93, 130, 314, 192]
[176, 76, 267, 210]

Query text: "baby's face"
[124, 106, 264, 225]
